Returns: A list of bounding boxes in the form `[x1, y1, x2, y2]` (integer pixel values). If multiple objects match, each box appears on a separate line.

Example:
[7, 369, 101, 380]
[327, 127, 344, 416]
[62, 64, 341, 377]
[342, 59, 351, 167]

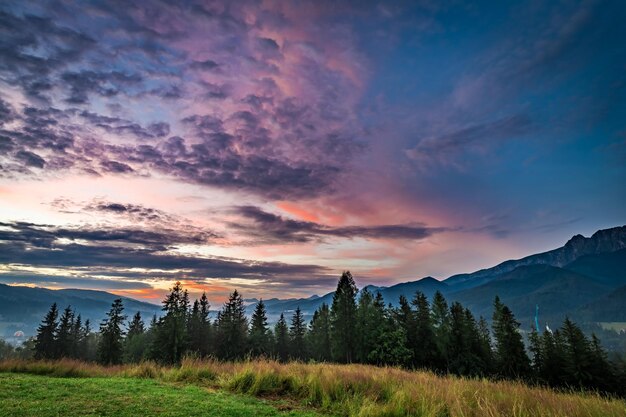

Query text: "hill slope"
[0, 284, 160, 340]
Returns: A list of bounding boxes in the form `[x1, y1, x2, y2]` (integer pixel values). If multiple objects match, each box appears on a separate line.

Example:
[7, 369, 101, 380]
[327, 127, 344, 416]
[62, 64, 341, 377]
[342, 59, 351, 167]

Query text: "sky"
[0, 0, 625, 304]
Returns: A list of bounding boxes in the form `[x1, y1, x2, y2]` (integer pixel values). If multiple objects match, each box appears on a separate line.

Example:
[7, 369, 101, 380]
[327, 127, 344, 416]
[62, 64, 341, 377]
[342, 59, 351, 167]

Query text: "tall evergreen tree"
[249, 300, 271, 357]
[289, 307, 307, 359]
[307, 304, 331, 361]
[198, 292, 211, 357]
[215, 290, 248, 360]
[366, 292, 411, 366]
[431, 291, 451, 371]
[127, 312, 145, 338]
[71, 314, 83, 359]
[98, 299, 126, 365]
[492, 296, 530, 379]
[394, 295, 416, 367]
[412, 291, 438, 369]
[151, 282, 190, 364]
[124, 311, 147, 363]
[355, 288, 377, 363]
[56, 306, 75, 358]
[187, 300, 204, 355]
[274, 313, 289, 362]
[34, 303, 59, 360]
[330, 271, 358, 363]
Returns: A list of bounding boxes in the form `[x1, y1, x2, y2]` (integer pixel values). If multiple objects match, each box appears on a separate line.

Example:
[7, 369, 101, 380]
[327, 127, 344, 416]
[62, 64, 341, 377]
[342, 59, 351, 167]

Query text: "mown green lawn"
[0, 373, 324, 417]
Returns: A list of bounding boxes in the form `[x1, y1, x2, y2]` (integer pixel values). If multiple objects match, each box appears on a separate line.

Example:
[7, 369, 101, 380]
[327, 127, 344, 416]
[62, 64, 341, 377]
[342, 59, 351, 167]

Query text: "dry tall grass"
[1, 358, 624, 417]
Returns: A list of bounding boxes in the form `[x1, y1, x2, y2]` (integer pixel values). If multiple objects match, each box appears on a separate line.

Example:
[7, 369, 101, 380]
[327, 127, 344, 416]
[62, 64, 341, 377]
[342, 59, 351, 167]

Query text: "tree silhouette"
[330, 271, 358, 363]
[98, 299, 126, 365]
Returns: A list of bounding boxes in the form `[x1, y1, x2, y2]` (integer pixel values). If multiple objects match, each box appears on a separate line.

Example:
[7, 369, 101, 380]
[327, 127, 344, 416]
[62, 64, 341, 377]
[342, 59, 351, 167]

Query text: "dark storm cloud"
[0, 273, 154, 291]
[0, 220, 214, 249]
[0, 1, 366, 200]
[0, 221, 328, 280]
[231, 205, 448, 243]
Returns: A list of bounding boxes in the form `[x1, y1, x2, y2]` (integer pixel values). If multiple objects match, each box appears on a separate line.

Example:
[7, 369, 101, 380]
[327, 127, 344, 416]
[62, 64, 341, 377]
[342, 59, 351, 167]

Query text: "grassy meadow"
[1, 358, 625, 417]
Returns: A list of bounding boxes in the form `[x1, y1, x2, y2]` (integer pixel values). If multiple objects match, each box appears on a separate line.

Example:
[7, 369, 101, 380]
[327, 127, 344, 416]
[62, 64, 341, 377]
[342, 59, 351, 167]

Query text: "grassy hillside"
[0, 373, 321, 417]
[1, 359, 625, 417]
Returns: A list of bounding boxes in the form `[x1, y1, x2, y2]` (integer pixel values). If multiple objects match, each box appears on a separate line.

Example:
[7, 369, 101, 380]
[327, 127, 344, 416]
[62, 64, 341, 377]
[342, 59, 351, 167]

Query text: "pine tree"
[412, 291, 438, 369]
[561, 317, 593, 388]
[394, 295, 416, 367]
[124, 311, 146, 363]
[81, 319, 94, 361]
[71, 314, 83, 359]
[274, 313, 289, 362]
[56, 306, 75, 358]
[366, 292, 411, 366]
[198, 292, 211, 357]
[215, 290, 248, 360]
[98, 299, 126, 365]
[476, 316, 494, 374]
[249, 300, 271, 357]
[127, 312, 145, 338]
[150, 282, 190, 364]
[187, 300, 204, 355]
[355, 288, 377, 363]
[289, 307, 307, 360]
[448, 302, 474, 376]
[431, 291, 451, 371]
[34, 303, 59, 360]
[307, 304, 331, 361]
[330, 271, 358, 363]
[492, 296, 530, 379]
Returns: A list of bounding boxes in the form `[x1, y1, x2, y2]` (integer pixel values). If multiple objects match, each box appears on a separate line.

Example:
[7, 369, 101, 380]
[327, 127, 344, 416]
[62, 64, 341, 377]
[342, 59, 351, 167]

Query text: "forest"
[21, 271, 626, 397]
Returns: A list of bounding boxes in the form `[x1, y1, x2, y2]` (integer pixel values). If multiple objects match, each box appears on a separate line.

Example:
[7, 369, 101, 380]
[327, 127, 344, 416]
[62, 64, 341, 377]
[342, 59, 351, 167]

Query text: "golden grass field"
[1, 358, 625, 417]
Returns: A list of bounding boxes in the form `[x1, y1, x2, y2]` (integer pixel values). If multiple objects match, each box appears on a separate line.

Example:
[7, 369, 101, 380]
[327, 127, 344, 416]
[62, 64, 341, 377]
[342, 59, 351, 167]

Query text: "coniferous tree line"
[30, 271, 626, 396]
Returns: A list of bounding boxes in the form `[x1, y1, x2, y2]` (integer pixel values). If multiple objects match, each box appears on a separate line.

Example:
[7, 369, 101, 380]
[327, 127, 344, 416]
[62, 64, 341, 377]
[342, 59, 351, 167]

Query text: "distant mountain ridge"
[1, 225, 625, 341]
[0, 284, 161, 341]
[444, 226, 626, 290]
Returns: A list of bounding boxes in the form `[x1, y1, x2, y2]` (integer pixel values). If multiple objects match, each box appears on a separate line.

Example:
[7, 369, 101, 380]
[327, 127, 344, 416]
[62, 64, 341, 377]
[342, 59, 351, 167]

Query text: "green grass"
[0, 373, 323, 417]
[1, 359, 625, 417]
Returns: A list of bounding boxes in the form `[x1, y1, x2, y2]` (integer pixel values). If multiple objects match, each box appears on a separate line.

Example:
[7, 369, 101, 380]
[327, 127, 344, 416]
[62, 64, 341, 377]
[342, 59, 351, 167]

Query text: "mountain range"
[1, 225, 625, 342]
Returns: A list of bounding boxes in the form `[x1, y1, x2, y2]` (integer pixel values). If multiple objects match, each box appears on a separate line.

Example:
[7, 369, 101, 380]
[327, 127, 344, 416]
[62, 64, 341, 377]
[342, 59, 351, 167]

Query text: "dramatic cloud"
[0, 1, 624, 297]
[0, 221, 329, 282]
[231, 205, 448, 243]
[0, 1, 367, 199]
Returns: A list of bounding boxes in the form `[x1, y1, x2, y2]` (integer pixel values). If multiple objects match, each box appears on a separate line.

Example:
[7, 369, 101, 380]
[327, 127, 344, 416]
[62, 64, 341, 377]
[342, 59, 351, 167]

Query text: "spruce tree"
[448, 302, 474, 376]
[71, 314, 83, 359]
[289, 307, 307, 360]
[431, 291, 451, 371]
[124, 311, 146, 363]
[215, 290, 248, 360]
[198, 292, 211, 357]
[492, 296, 530, 379]
[187, 300, 203, 355]
[366, 292, 411, 366]
[355, 288, 377, 363]
[412, 291, 438, 369]
[127, 311, 145, 338]
[249, 300, 271, 357]
[150, 282, 190, 363]
[561, 318, 593, 388]
[34, 303, 59, 360]
[394, 295, 416, 367]
[330, 271, 358, 363]
[98, 299, 126, 365]
[307, 304, 331, 361]
[56, 306, 75, 358]
[274, 313, 289, 362]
